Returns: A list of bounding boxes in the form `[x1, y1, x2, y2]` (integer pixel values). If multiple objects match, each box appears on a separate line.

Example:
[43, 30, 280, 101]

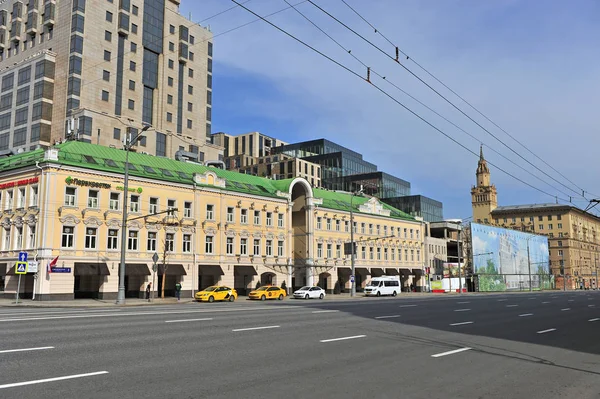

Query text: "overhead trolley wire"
[336, 0, 600, 200]
[231, 0, 572, 204]
[282, 0, 576, 200]
[306, 0, 592, 200]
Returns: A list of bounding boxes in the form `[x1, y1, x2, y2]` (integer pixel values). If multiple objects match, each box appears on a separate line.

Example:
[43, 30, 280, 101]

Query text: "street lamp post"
[116, 124, 151, 305]
[350, 186, 363, 297]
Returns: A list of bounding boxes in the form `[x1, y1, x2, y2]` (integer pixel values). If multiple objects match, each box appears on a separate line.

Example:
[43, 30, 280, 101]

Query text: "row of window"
[57, 226, 286, 257]
[1, 186, 39, 210]
[315, 243, 421, 262]
[315, 217, 419, 239]
[496, 215, 563, 224]
[1, 225, 35, 251]
[63, 187, 287, 227]
[429, 244, 447, 254]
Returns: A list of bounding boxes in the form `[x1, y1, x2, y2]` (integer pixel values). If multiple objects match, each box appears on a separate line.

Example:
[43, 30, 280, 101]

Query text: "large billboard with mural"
[470, 223, 552, 291]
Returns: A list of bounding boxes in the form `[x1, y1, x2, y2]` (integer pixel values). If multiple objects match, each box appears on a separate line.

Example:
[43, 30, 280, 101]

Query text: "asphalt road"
[0, 291, 599, 399]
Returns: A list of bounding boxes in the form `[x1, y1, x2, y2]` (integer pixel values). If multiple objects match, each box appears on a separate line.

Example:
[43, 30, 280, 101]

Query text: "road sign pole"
[15, 274, 22, 304]
[152, 252, 158, 302]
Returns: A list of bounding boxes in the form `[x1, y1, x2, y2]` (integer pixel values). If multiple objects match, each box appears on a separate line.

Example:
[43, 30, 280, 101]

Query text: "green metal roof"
[0, 142, 415, 220]
[313, 188, 415, 221]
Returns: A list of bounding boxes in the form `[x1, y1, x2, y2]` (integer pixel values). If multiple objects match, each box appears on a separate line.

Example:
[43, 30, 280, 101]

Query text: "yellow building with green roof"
[0, 142, 425, 300]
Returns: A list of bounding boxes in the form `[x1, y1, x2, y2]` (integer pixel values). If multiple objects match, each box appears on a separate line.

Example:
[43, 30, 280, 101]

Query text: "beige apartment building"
[0, 0, 220, 160]
[471, 147, 600, 289]
[238, 153, 322, 187]
[0, 141, 425, 300]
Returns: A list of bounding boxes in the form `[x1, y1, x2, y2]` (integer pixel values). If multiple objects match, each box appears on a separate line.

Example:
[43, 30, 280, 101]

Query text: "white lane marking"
[399, 304, 417, 308]
[431, 347, 471, 358]
[519, 313, 533, 317]
[542, 301, 550, 304]
[528, 298, 536, 300]
[456, 301, 470, 304]
[454, 309, 471, 312]
[588, 304, 596, 307]
[164, 318, 213, 323]
[589, 298, 594, 300]
[311, 310, 339, 314]
[497, 299, 507, 302]
[0, 306, 296, 322]
[232, 325, 280, 332]
[0, 309, 123, 317]
[320, 335, 366, 343]
[506, 305, 518, 307]
[568, 299, 574, 302]
[550, 296, 558, 298]
[374, 315, 400, 319]
[0, 346, 54, 354]
[537, 328, 556, 334]
[561, 308, 570, 311]
[589, 318, 599, 322]
[0, 371, 108, 389]
[450, 321, 473, 326]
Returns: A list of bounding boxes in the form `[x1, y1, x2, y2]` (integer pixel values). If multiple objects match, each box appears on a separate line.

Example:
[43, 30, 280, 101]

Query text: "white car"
[293, 286, 326, 299]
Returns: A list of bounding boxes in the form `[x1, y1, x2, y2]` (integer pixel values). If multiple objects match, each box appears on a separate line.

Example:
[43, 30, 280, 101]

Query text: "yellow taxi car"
[248, 286, 287, 301]
[195, 286, 237, 303]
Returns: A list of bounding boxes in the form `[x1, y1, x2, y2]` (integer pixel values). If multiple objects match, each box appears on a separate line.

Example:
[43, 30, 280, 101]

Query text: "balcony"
[42, 3, 55, 26]
[10, 22, 22, 42]
[26, 10, 38, 34]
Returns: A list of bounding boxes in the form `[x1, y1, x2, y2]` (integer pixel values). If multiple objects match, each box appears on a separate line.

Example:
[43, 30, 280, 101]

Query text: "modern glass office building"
[383, 195, 444, 222]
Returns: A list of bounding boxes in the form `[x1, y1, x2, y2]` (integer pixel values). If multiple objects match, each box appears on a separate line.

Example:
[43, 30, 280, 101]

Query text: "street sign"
[15, 261, 27, 274]
[152, 252, 159, 263]
[18, 251, 28, 262]
[27, 261, 38, 273]
[51, 268, 71, 273]
[152, 264, 157, 273]
[350, 275, 355, 283]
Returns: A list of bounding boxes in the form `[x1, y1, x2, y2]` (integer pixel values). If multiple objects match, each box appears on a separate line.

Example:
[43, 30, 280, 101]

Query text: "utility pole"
[561, 251, 566, 291]
[350, 185, 363, 297]
[116, 124, 151, 305]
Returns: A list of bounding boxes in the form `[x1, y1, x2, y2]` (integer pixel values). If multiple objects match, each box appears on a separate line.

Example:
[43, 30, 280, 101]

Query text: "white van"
[364, 276, 401, 297]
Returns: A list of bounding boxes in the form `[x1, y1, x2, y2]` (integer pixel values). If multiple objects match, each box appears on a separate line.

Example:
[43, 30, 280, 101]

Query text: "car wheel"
[278, 294, 284, 300]
[229, 295, 235, 302]
[319, 293, 324, 299]
[261, 295, 266, 301]
[305, 294, 309, 300]
[208, 296, 214, 303]
[392, 291, 397, 297]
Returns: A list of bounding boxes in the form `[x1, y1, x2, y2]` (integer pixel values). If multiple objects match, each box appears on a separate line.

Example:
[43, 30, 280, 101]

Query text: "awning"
[158, 264, 187, 275]
[385, 268, 399, 276]
[74, 263, 110, 276]
[0, 263, 6, 276]
[413, 269, 424, 275]
[234, 265, 257, 276]
[355, 267, 370, 275]
[337, 267, 352, 275]
[199, 265, 225, 275]
[370, 268, 385, 277]
[399, 268, 411, 276]
[125, 264, 151, 276]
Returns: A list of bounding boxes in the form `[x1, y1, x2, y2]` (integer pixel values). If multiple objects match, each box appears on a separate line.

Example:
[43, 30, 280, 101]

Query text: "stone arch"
[288, 178, 315, 288]
[260, 271, 276, 286]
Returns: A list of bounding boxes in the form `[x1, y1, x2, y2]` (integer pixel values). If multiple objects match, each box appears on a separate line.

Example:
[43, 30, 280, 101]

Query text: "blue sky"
[180, 0, 600, 219]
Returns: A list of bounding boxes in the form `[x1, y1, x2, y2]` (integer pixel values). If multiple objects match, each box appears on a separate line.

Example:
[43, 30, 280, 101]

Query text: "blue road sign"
[16, 261, 27, 274]
[18, 252, 28, 262]
[350, 275, 355, 283]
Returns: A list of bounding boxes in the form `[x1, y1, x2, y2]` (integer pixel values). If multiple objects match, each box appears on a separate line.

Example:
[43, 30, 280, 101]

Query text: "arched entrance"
[261, 271, 276, 286]
[289, 178, 315, 287]
[318, 272, 332, 293]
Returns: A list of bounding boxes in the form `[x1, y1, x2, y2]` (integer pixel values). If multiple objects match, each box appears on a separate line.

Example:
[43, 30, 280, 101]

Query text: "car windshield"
[298, 286, 311, 291]
[256, 287, 268, 291]
[203, 286, 217, 292]
[367, 281, 380, 287]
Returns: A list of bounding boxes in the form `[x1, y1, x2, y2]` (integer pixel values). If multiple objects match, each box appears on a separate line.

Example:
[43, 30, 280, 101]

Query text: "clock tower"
[471, 145, 497, 223]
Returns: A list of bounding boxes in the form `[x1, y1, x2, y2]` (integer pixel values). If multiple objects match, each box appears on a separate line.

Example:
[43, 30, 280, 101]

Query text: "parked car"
[248, 286, 287, 301]
[364, 276, 400, 297]
[195, 286, 237, 303]
[293, 286, 326, 299]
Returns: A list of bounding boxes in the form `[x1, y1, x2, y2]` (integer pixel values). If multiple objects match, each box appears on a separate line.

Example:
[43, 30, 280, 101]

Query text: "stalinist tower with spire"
[471, 146, 498, 223]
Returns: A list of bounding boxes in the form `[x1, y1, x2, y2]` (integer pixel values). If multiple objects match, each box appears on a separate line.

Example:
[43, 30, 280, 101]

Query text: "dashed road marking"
[561, 308, 570, 311]
[506, 305, 518, 308]
[399, 304, 417, 308]
[0, 371, 109, 390]
[454, 309, 471, 312]
[518, 313, 533, 317]
[0, 346, 54, 354]
[311, 310, 339, 314]
[374, 315, 401, 319]
[537, 328, 556, 334]
[450, 321, 473, 326]
[320, 335, 366, 343]
[164, 318, 213, 323]
[589, 318, 599, 322]
[232, 325, 280, 332]
[431, 347, 471, 358]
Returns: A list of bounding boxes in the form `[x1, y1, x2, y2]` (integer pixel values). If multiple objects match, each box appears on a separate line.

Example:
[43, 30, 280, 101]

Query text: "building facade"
[384, 195, 443, 223]
[238, 153, 321, 188]
[471, 147, 599, 290]
[0, 141, 425, 300]
[0, 0, 219, 160]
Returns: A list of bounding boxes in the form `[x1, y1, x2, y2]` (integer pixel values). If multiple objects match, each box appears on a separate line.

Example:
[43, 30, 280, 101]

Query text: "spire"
[479, 144, 484, 161]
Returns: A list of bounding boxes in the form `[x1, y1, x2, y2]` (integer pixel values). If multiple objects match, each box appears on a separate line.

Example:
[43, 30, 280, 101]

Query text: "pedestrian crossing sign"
[15, 261, 27, 274]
